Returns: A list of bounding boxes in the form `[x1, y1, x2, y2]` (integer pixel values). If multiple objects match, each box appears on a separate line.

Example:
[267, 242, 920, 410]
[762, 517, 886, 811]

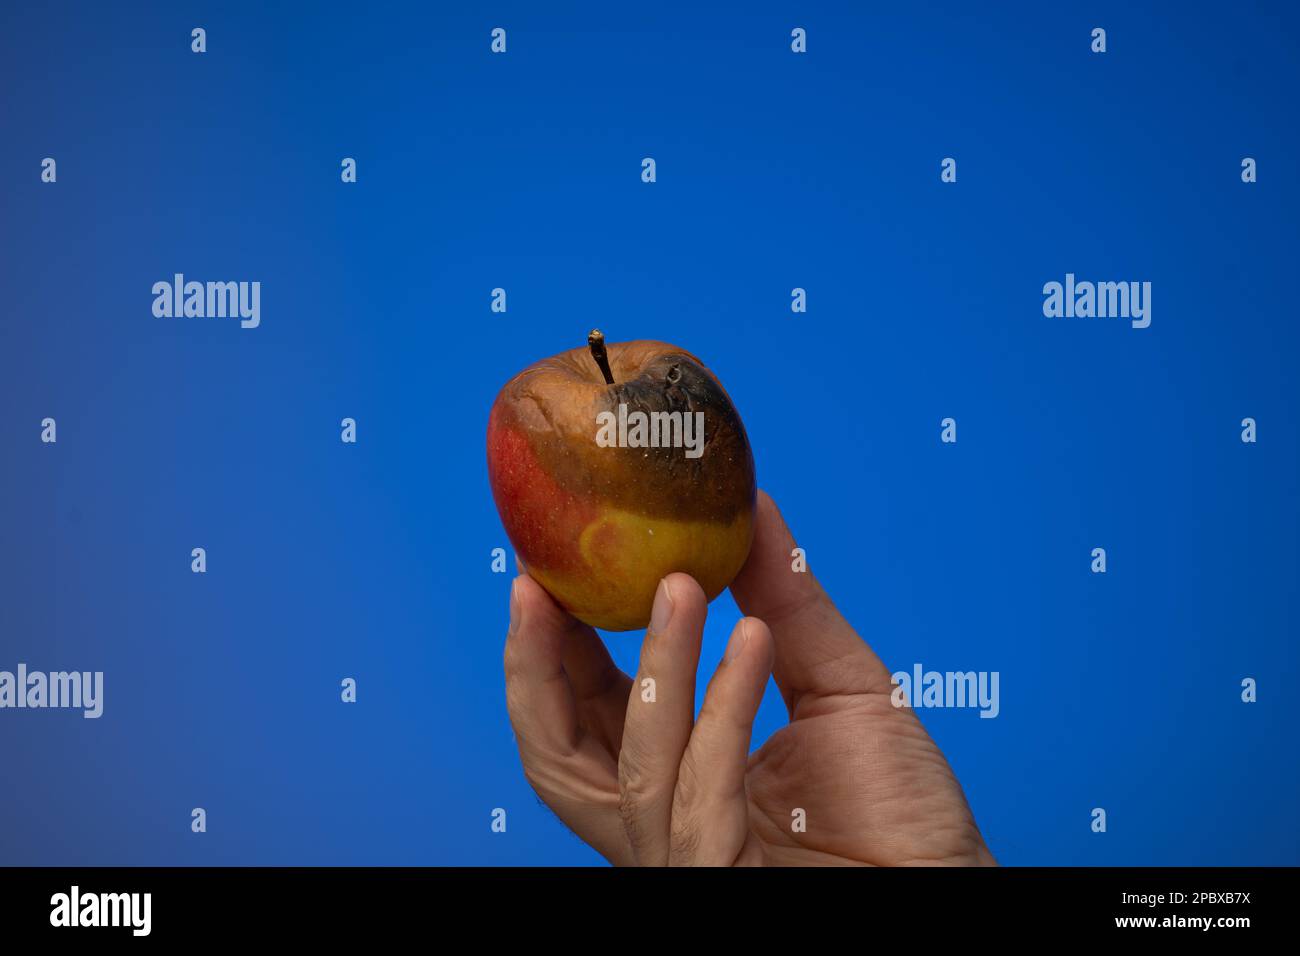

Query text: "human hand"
[503, 490, 996, 866]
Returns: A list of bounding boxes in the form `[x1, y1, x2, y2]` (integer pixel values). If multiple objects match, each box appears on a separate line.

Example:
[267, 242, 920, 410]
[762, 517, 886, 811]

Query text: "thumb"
[730, 491, 894, 712]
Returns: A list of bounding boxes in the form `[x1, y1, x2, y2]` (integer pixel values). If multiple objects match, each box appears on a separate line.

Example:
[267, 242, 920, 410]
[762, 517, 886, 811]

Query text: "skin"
[504, 490, 997, 866]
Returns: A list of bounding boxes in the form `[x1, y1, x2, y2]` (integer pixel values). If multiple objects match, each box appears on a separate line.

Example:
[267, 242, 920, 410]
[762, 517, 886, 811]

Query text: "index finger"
[503, 575, 584, 755]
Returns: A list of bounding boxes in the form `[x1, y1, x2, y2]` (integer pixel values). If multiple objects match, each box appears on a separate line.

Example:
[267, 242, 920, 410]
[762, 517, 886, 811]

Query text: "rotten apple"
[486, 331, 756, 631]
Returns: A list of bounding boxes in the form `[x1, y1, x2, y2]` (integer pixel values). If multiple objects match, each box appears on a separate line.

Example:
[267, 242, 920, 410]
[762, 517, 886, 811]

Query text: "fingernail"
[724, 619, 751, 663]
[508, 578, 522, 636]
[650, 578, 675, 634]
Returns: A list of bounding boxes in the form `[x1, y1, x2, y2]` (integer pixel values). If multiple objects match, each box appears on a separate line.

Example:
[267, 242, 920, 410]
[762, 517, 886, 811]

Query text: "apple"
[487, 331, 756, 631]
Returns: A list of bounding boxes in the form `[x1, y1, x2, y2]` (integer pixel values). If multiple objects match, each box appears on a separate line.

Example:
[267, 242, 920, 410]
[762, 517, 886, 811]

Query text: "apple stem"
[588, 330, 615, 385]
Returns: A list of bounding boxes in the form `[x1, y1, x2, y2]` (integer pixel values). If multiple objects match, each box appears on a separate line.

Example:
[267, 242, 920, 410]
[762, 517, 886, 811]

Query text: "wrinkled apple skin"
[487, 339, 756, 631]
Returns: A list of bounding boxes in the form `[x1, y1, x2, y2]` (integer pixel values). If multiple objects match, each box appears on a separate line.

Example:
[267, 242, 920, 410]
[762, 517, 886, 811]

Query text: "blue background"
[2, 1, 1296, 866]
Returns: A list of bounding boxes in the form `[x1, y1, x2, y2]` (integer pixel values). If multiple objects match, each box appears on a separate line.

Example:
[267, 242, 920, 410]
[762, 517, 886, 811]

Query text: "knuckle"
[616, 791, 640, 846]
[618, 746, 674, 854]
[667, 752, 707, 864]
[616, 750, 649, 844]
[502, 675, 526, 717]
[617, 747, 653, 811]
[672, 750, 703, 811]
[668, 811, 703, 864]
[502, 644, 522, 682]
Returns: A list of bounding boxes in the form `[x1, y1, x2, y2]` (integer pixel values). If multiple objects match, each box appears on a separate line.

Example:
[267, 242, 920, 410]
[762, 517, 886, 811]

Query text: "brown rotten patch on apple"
[498, 333, 754, 524]
[486, 331, 757, 631]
